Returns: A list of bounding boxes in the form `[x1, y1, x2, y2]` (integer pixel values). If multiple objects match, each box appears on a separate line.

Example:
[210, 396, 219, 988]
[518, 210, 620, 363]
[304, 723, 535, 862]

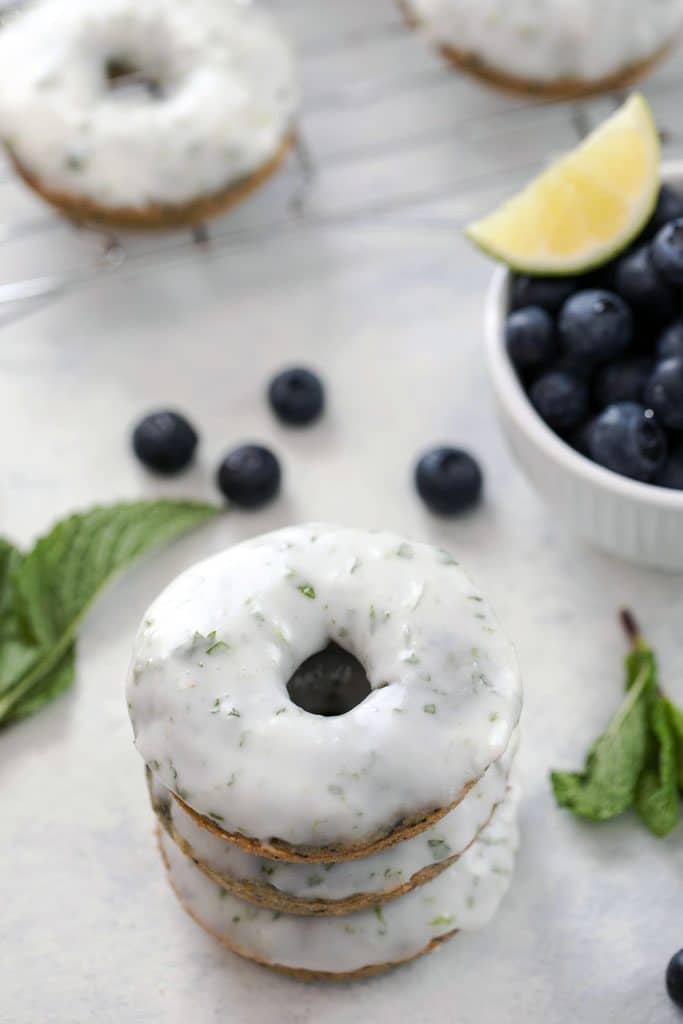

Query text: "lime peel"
[465, 94, 660, 277]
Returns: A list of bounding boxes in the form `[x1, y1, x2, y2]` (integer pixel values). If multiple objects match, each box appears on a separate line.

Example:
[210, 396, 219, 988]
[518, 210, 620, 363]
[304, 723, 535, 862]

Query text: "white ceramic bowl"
[485, 162, 683, 571]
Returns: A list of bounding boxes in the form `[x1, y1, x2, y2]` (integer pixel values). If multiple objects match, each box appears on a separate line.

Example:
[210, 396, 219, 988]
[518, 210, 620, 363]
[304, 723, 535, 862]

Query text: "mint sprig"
[551, 610, 683, 837]
[635, 693, 678, 837]
[0, 500, 218, 726]
[664, 699, 683, 789]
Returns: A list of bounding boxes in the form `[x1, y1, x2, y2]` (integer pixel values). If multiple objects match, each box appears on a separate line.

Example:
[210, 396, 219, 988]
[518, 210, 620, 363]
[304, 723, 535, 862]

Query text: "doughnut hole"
[286, 643, 372, 717]
[104, 56, 164, 98]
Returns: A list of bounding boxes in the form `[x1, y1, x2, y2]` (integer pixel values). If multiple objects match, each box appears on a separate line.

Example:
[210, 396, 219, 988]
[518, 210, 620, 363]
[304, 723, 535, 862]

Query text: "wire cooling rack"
[1, 0, 683, 323]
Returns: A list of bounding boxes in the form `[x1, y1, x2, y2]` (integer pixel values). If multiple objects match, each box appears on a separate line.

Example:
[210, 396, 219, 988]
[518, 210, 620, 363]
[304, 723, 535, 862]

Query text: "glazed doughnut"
[400, 0, 682, 99]
[150, 729, 518, 915]
[128, 524, 521, 860]
[0, 0, 298, 228]
[158, 783, 520, 979]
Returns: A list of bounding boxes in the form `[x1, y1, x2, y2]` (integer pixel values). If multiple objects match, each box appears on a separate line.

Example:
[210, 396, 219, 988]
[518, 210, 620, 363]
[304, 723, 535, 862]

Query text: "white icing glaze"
[160, 783, 520, 974]
[0, 0, 298, 207]
[404, 0, 683, 82]
[128, 524, 522, 848]
[155, 729, 518, 904]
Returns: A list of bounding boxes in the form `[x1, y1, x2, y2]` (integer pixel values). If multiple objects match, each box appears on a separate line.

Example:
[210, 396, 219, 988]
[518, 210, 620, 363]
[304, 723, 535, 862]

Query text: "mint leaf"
[664, 698, 683, 790]
[3, 646, 75, 724]
[625, 644, 657, 692]
[550, 659, 652, 821]
[634, 694, 679, 837]
[0, 539, 41, 694]
[13, 501, 217, 645]
[0, 539, 21, 632]
[553, 611, 683, 837]
[0, 500, 218, 726]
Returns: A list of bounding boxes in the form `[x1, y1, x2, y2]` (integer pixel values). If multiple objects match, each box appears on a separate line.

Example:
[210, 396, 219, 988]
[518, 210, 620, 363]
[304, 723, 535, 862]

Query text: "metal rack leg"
[570, 103, 591, 141]
[289, 131, 317, 214]
[192, 223, 211, 246]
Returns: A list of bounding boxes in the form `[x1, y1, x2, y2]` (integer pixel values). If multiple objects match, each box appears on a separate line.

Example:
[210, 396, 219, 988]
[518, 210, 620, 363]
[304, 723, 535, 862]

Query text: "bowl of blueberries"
[486, 164, 683, 570]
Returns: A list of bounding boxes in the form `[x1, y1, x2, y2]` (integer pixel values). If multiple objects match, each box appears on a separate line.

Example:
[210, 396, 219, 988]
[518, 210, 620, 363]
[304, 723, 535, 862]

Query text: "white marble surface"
[2, 2, 683, 1022]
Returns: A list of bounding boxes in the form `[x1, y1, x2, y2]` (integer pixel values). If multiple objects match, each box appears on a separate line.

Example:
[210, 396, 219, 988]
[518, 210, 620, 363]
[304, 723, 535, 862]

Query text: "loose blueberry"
[415, 447, 482, 515]
[656, 317, 683, 361]
[268, 367, 324, 426]
[587, 402, 667, 482]
[652, 217, 683, 286]
[505, 306, 557, 372]
[613, 245, 677, 324]
[593, 356, 653, 410]
[216, 444, 281, 508]
[641, 185, 683, 241]
[645, 356, 683, 430]
[510, 274, 576, 314]
[666, 949, 683, 1008]
[529, 371, 589, 433]
[558, 289, 633, 370]
[132, 410, 198, 474]
[655, 439, 683, 490]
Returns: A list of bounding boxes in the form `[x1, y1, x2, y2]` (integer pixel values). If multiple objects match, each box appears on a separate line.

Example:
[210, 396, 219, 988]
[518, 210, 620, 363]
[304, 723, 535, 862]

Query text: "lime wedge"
[466, 94, 660, 275]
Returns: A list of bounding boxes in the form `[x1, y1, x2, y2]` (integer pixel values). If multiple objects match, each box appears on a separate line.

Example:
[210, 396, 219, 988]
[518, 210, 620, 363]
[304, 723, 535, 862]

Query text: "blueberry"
[666, 949, 683, 1008]
[505, 306, 556, 372]
[558, 290, 633, 369]
[655, 439, 683, 490]
[510, 274, 576, 314]
[641, 185, 683, 241]
[581, 259, 618, 293]
[645, 356, 683, 430]
[593, 356, 653, 410]
[268, 367, 324, 426]
[548, 352, 594, 380]
[529, 371, 589, 433]
[613, 245, 677, 324]
[652, 217, 683, 286]
[132, 410, 198, 474]
[415, 447, 482, 515]
[568, 419, 592, 458]
[656, 317, 683, 361]
[216, 444, 281, 508]
[587, 402, 667, 482]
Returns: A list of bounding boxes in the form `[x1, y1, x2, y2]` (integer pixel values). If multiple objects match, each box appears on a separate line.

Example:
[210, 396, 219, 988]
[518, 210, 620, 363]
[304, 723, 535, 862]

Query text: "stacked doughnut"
[127, 525, 522, 979]
[400, 0, 683, 99]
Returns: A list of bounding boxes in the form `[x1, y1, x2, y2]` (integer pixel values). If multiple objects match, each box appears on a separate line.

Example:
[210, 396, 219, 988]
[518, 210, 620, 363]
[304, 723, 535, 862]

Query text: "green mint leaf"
[0, 500, 218, 726]
[427, 838, 452, 860]
[0, 539, 22, 636]
[2, 646, 75, 724]
[0, 540, 42, 694]
[634, 694, 679, 837]
[663, 698, 683, 790]
[297, 584, 315, 599]
[625, 643, 657, 692]
[550, 658, 652, 821]
[65, 153, 85, 172]
[206, 640, 229, 655]
[13, 500, 217, 647]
